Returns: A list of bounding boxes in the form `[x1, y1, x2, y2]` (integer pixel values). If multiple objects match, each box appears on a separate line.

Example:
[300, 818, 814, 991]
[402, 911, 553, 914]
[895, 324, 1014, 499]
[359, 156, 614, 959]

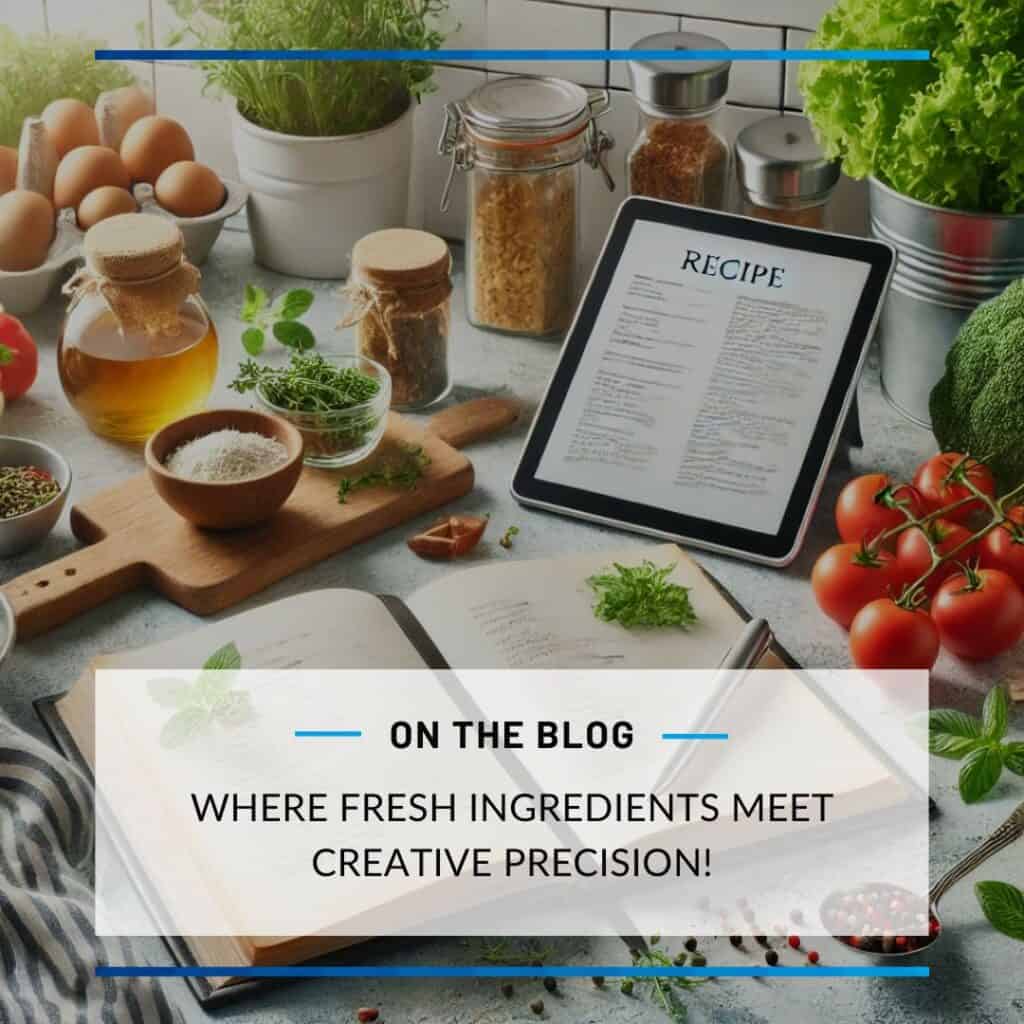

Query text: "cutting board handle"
[424, 397, 520, 449]
[3, 539, 145, 642]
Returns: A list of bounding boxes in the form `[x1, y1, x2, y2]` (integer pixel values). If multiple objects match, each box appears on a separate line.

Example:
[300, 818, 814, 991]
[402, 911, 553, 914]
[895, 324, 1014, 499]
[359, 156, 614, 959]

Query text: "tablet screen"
[535, 218, 871, 536]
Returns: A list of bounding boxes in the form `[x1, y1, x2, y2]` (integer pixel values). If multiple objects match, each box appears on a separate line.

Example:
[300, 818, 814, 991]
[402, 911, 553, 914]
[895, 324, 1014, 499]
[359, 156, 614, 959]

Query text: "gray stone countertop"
[2, 226, 1022, 1024]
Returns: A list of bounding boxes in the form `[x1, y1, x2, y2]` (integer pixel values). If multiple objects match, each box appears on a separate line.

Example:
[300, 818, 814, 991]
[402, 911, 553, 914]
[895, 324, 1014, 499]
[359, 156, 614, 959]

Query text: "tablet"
[512, 197, 895, 566]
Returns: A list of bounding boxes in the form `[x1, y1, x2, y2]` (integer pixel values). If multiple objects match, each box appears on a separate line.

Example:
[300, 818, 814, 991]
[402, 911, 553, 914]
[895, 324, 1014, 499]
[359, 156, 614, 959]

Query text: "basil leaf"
[146, 676, 191, 710]
[975, 881, 1024, 942]
[929, 731, 983, 760]
[273, 321, 316, 351]
[1002, 741, 1024, 777]
[958, 746, 1004, 803]
[203, 642, 242, 672]
[213, 691, 255, 727]
[242, 327, 265, 355]
[159, 707, 209, 750]
[929, 708, 984, 739]
[277, 288, 314, 321]
[982, 685, 1009, 741]
[242, 283, 268, 321]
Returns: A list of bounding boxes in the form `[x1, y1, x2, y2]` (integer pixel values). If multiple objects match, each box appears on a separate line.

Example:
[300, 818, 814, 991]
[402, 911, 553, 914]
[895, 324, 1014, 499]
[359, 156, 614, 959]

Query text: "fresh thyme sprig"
[230, 353, 381, 413]
[337, 443, 431, 505]
[587, 561, 698, 629]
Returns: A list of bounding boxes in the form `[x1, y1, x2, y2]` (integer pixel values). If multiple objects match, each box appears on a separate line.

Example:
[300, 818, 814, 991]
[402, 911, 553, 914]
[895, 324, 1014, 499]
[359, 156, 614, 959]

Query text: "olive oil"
[59, 306, 218, 442]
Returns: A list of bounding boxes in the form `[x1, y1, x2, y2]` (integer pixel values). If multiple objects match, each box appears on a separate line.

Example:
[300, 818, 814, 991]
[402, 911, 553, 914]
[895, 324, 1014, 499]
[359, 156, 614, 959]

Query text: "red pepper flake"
[807, 950, 820, 965]
[787, 935, 801, 950]
[407, 514, 488, 559]
[356, 1010, 379, 1023]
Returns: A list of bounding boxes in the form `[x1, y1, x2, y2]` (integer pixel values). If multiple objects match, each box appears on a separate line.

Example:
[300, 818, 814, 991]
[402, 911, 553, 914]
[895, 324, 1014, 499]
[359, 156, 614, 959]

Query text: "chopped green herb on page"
[587, 561, 697, 629]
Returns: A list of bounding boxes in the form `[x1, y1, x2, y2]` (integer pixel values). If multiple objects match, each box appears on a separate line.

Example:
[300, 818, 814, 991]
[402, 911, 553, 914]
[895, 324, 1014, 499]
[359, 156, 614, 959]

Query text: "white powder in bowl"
[165, 428, 290, 482]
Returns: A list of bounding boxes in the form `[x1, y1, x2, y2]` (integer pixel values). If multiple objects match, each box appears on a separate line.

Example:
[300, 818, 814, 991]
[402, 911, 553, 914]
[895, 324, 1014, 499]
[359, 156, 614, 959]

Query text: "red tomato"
[896, 519, 978, 597]
[0, 308, 38, 400]
[835, 473, 924, 546]
[812, 542, 901, 629]
[931, 567, 1024, 661]
[980, 507, 1024, 589]
[849, 599, 940, 670]
[913, 453, 996, 525]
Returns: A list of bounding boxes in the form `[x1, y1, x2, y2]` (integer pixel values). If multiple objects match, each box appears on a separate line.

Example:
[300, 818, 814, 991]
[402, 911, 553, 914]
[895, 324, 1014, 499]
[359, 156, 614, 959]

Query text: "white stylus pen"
[650, 617, 773, 796]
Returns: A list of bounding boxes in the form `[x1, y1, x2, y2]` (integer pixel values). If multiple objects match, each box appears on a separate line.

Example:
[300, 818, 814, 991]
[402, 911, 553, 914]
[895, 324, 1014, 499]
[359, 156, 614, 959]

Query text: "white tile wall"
[785, 28, 813, 109]
[45, 0, 149, 50]
[543, 0, 830, 31]
[678, 16, 782, 108]
[431, 0, 489, 68]
[609, 10, 677, 89]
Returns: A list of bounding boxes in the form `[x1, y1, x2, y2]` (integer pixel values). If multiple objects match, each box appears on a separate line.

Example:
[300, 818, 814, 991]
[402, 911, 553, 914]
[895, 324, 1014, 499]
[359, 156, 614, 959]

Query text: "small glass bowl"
[254, 355, 391, 468]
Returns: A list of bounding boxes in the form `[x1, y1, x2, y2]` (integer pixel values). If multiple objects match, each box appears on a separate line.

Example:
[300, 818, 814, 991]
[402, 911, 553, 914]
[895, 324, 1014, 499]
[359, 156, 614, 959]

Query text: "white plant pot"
[231, 100, 414, 279]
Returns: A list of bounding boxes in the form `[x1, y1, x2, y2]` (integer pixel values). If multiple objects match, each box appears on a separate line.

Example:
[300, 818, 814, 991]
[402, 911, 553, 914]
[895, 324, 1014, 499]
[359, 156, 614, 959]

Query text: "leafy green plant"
[166, 0, 448, 137]
[799, 0, 1024, 212]
[240, 283, 316, 354]
[588, 561, 698, 629]
[231, 352, 380, 411]
[928, 685, 1023, 802]
[625, 940, 706, 1022]
[975, 880, 1024, 942]
[148, 642, 254, 749]
[0, 29, 134, 147]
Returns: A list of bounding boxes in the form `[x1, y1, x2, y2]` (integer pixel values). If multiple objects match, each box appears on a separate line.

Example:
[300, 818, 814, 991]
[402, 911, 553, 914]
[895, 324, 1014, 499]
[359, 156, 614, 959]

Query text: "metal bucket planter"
[869, 177, 1024, 427]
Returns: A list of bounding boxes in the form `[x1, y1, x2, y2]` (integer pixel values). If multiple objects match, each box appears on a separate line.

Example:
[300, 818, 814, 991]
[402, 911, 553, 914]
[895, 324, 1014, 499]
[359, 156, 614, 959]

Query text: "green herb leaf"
[212, 690, 255, 727]
[982, 685, 1009, 741]
[1002, 742, 1024, 777]
[276, 288, 314, 321]
[587, 561, 698, 630]
[242, 283, 268, 322]
[337, 444, 431, 504]
[241, 327, 265, 355]
[159, 707, 209, 749]
[146, 677, 192, 710]
[499, 525, 520, 550]
[929, 731, 984, 760]
[958, 746, 1004, 803]
[975, 881, 1024, 942]
[273, 321, 316, 351]
[203, 642, 242, 672]
[929, 709, 984, 740]
[196, 641, 241, 703]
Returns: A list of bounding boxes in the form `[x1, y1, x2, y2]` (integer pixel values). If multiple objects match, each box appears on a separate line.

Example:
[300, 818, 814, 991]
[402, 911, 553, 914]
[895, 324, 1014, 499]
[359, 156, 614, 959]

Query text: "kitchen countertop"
[2, 225, 1022, 1024]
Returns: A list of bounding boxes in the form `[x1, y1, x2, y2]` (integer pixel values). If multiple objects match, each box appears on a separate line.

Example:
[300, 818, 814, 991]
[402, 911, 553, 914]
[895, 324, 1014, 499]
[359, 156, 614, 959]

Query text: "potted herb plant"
[168, 0, 447, 278]
[799, 0, 1024, 428]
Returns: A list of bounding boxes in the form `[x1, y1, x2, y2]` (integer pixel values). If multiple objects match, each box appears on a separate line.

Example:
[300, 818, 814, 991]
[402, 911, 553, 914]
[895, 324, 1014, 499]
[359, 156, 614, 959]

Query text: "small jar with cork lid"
[735, 115, 841, 229]
[340, 228, 452, 411]
[627, 32, 732, 210]
[59, 213, 217, 442]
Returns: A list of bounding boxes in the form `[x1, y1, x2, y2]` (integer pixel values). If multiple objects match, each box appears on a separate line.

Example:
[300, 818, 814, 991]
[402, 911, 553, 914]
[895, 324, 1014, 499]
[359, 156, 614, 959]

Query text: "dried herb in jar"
[629, 120, 728, 208]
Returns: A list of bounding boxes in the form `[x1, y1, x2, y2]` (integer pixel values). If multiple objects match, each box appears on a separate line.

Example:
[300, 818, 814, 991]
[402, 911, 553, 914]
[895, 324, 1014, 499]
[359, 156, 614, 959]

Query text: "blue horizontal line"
[294, 730, 362, 738]
[662, 732, 729, 741]
[96, 965, 929, 978]
[95, 48, 931, 63]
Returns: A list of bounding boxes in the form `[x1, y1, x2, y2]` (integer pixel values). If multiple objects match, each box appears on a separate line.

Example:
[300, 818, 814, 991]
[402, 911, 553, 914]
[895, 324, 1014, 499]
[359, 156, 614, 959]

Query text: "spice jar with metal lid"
[340, 228, 452, 411]
[439, 75, 615, 338]
[735, 115, 841, 229]
[627, 32, 732, 210]
[59, 213, 217, 442]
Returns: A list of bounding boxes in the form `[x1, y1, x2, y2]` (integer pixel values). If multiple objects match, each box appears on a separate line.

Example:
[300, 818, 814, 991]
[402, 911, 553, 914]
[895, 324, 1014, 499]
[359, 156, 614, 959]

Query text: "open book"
[41, 544, 907, 1005]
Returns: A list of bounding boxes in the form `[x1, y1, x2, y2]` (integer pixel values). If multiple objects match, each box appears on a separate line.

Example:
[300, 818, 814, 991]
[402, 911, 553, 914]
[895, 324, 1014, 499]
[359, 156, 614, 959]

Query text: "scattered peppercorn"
[764, 950, 779, 966]
[591, 976, 605, 988]
[787, 935, 801, 950]
[807, 951, 820, 965]
[673, 953, 687, 966]
[691, 953, 707, 967]
[356, 1010, 379, 1023]
[542, 976, 557, 994]
[529, 998, 544, 1016]
[0, 465, 60, 519]
[620, 979, 634, 996]
[755, 935, 769, 947]
[501, 983, 514, 999]
[684, 937, 698, 952]
[729, 935, 743, 948]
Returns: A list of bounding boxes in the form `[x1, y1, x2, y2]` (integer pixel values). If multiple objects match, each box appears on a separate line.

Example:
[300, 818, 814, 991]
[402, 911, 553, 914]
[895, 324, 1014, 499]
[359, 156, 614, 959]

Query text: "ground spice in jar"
[341, 229, 452, 411]
[629, 119, 729, 207]
[469, 164, 576, 335]
[0, 465, 60, 518]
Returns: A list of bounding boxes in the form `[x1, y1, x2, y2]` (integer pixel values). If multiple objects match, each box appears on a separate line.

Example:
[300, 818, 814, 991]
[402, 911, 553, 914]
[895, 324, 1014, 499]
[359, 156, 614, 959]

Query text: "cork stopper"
[84, 212, 183, 283]
[351, 228, 450, 290]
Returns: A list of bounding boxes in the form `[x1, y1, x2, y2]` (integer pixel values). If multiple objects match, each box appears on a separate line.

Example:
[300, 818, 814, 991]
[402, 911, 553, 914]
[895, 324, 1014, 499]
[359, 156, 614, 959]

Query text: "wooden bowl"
[145, 409, 304, 530]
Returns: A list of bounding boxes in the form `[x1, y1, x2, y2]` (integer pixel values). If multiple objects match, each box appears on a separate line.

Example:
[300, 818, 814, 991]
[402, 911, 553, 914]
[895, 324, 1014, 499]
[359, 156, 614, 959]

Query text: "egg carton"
[0, 209, 82, 316]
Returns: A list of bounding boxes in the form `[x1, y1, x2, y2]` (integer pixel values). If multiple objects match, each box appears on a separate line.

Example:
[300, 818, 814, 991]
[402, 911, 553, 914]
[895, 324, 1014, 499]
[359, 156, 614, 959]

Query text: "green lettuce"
[799, 0, 1024, 212]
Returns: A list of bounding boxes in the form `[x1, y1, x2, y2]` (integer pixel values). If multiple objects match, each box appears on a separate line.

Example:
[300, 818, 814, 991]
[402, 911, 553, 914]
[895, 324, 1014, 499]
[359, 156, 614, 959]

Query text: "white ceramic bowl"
[0, 437, 72, 557]
[0, 210, 82, 316]
[134, 178, 249, 265]
[0, 592, 13, 672]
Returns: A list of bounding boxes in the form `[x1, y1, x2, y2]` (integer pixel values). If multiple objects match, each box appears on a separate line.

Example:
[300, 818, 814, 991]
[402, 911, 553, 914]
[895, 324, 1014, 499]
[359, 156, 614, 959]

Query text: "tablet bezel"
[511, 197, 895, 566]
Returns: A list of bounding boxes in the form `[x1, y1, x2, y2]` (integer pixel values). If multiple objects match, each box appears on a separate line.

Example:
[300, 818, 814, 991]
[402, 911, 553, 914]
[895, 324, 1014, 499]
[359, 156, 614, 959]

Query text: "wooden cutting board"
[4, 398, 519, 640]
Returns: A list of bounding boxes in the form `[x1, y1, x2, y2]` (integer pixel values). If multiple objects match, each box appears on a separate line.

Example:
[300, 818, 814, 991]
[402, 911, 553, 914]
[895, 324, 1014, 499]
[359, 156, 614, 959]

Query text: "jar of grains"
[340, 228, 452, 410]
[439, 76, 615, 338]
[735, 115, 841, 230]
[627, 32, 732, 210]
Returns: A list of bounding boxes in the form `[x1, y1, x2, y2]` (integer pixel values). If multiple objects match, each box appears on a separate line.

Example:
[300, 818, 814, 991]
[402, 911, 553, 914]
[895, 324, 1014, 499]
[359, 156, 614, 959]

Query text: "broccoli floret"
[929, 278, 1024, 491]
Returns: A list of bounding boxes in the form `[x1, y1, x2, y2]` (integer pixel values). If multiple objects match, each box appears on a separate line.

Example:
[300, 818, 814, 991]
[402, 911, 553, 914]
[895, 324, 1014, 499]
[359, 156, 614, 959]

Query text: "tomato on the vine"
[849, 598, 940, 670]
[811, 542, 902, 629]
[835, 473, 924, 546]
[931, 566, 1024, 661]
[896, 519, 978, 597]
[0, 307, 38, 401]
[980, 507, 1024, 589]
[913, 453, 996, 525]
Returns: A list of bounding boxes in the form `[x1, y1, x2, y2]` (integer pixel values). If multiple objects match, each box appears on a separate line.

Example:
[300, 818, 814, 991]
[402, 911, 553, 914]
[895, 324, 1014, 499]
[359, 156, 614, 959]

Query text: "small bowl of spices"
[0, 436, 71, 556]
[145, 409, 303, 530]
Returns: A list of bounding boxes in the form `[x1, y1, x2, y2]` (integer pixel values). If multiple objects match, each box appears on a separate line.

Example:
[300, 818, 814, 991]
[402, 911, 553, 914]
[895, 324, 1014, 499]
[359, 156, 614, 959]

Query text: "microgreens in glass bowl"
[230, 352, 390, 467]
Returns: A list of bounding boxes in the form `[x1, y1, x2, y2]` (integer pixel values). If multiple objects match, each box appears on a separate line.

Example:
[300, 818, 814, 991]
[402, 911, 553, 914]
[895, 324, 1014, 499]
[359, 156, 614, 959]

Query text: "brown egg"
[53, 145, 131, 211]
[95, 84, 154, 150]
[120, 115, 194, 184]
[41, 98, 101, 158]
[0, 190, 54, 271]
[0, 146, 17, 195]
[77, 185, 137, 229]
[154, 161, 225, 218]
